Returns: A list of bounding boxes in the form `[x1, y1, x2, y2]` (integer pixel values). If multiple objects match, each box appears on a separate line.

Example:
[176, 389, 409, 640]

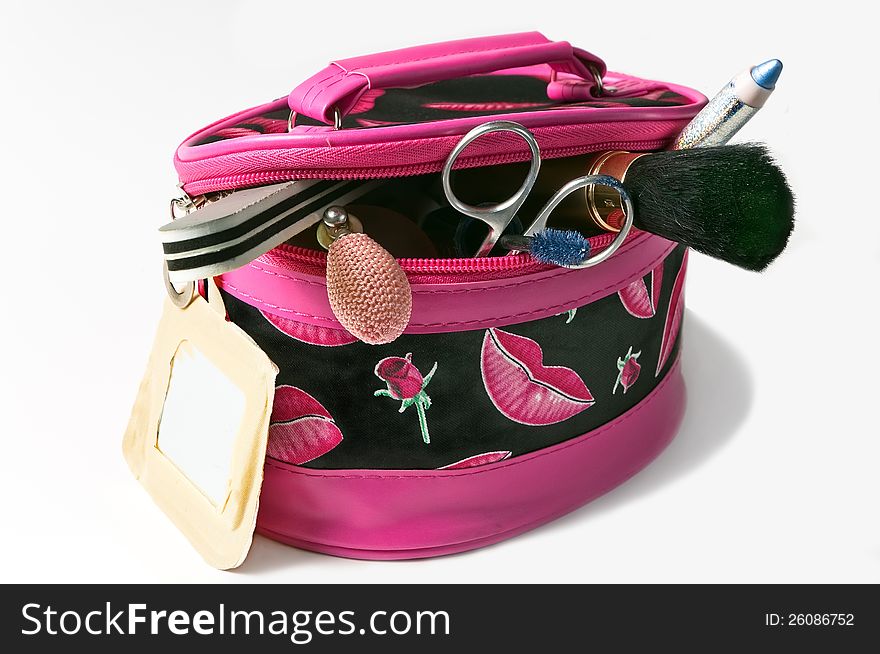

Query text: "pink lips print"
[355, 118, 403, 128]
[422, 101, 546, 112]
[656, 250, 689, 376]
[481, 328, 595, 426]
[348, 89, 385, 115]
[241, 116, 289, 134]
[438, 451, 512, 470]
[213, 126, 261, 140]
[261, 310, 357, 347]
[618, 261, 664, 318]
[266, 386, 343, 465]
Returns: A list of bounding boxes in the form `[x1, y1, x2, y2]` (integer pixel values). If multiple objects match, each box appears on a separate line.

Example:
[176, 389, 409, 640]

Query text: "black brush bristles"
[626, 144, 795, 271]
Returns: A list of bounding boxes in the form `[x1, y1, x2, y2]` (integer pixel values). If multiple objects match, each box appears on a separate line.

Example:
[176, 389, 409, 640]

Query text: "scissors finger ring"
[441, 121, 541, 257]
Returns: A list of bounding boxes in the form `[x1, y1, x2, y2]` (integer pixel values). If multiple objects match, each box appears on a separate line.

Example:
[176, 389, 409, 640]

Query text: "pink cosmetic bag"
[170, 32, 706, 559]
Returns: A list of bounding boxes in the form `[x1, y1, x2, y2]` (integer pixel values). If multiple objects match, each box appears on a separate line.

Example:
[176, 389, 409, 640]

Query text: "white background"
[1, 0, 877, 583]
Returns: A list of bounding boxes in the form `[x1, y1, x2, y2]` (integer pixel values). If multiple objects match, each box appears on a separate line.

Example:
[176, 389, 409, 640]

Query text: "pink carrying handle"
[288, 32, 606, 126]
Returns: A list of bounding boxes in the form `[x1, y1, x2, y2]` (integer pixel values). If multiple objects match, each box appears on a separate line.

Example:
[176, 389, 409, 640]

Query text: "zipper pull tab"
[169, 183, 197, 219]
[169, 183, 235, 220]
[321, 206, 412, 345]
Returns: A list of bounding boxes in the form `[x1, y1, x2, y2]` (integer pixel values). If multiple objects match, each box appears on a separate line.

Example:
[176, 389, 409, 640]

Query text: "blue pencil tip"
[751, 59, 783, 89]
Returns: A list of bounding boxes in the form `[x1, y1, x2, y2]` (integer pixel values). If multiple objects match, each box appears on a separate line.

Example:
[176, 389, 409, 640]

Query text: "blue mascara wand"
[504, 229, 591, 267]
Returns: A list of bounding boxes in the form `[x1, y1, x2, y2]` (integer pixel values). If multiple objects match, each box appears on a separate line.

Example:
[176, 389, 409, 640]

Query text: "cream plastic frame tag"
[122, 279, 278, 569]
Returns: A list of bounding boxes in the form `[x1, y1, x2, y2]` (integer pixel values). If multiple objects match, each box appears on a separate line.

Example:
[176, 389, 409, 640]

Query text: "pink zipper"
[260, 231, 639, 283]
[215, 138, 658, 282]
[179, 127, 681, 197]
[194, 133, 666, 281]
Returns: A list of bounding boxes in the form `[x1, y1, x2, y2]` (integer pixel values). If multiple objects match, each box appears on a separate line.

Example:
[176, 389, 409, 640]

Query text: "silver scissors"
[441, 120, 634, 268]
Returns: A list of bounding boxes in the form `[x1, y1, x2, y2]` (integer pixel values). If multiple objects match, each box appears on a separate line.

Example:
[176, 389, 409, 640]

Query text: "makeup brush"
[503, 143, 795, 271]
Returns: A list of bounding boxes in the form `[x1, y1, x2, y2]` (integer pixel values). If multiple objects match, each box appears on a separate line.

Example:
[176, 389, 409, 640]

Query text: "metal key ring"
[288, 106, 343, 132]
[441, 121, 541, 257]
[163, 261, 196, 309]
[521, 174, 635, 269]
[549, 64, 610, 97]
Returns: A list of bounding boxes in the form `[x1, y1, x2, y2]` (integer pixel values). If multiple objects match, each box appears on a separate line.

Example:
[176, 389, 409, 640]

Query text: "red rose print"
[375, 355, 425, 400]
[374, 354, 438, 444]
[613, 346, 642, 394]
[481, 328, 594, 426]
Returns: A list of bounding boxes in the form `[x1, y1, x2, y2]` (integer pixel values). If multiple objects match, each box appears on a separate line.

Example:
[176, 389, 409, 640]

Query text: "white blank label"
[157, 341, 246, 506]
